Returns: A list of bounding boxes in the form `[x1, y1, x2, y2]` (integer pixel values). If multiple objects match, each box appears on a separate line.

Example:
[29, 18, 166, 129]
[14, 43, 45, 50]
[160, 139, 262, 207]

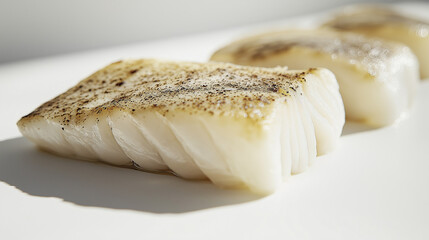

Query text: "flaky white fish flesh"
[17, 59, 344, 195]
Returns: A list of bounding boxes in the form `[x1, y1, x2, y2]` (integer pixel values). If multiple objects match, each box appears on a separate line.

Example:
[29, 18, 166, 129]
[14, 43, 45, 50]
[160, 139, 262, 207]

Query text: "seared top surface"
[19, 59, 313, 125]
[323, 6, 429, 35]
[210, 30, 402, 77]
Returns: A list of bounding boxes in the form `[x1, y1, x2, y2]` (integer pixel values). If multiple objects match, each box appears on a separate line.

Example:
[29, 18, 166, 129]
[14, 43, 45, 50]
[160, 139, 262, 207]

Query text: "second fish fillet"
[210, 29, 419, 126]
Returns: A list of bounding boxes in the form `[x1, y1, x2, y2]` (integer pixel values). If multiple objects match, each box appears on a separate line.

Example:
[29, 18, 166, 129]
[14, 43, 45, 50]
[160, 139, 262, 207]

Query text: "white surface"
[0, 0, 400, 63]
[1, 3, 429, 240]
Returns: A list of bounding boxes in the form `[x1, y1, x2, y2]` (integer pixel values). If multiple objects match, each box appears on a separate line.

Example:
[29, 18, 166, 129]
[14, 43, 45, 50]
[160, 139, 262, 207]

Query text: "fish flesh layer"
[322, 5, 429, 78]
[17, 59, 344, 195]
[210, 29, 419, 127]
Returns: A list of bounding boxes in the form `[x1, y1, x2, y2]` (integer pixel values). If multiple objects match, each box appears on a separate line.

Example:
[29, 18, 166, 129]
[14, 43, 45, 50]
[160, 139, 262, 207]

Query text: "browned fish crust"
[210, 30, 404, 78]
[18, 59, 315, 127]
[220, 32, 395, 62]
[323, 6, 429, 32]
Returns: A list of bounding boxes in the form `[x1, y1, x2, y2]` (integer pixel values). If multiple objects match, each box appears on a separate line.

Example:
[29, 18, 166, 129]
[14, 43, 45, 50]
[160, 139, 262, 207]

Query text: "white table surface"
[1, 2, 428, 239]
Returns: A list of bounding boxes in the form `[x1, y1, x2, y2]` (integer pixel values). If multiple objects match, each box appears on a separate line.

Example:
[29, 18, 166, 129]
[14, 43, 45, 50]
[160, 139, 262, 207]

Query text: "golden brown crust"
[210, 29, 402, 78]
[18, 59, 314, 127]
[322, 5, 429, 33]
[214, 30, 393, 60]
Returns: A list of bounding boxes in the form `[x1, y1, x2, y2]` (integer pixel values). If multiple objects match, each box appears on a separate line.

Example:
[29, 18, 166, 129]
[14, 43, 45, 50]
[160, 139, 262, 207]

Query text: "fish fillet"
[17, 59, 344, 195]
[210, 29, 419, 127]
[322, 5, 429, 78]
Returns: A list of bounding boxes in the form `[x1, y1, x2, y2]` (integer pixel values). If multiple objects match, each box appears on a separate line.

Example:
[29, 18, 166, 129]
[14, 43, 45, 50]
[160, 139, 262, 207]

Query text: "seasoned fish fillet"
[210, 29, 419, 127]
[322, 5, 429, 78]
[17, 59, 344, 195]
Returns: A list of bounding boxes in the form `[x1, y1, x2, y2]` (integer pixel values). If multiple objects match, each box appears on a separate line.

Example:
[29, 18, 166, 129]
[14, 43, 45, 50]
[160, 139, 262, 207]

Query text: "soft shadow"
[341, 121, 379, 136]
[0, 137, 260, 213]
